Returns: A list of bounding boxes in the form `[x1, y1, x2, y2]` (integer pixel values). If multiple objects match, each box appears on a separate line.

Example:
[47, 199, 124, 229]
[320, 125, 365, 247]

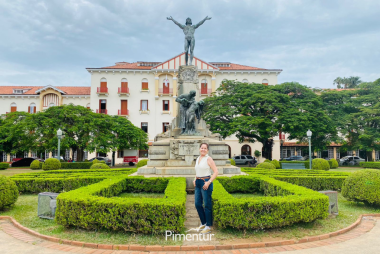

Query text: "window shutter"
[28, 106, 30, 113]
[140, 100, 142, 110]
[142, 82, 148, 90]
[11, 106, 17, 112]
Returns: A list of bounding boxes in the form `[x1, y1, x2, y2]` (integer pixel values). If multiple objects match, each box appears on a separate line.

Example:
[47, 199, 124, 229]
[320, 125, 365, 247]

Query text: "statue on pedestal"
[176, 90, 196, 134]
[167, 16, 212, 66]
[175, 90, 204, 135]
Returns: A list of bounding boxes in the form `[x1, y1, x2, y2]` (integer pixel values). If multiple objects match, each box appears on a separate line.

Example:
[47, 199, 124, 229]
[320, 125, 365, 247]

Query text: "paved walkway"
[0, 216, 379, 254]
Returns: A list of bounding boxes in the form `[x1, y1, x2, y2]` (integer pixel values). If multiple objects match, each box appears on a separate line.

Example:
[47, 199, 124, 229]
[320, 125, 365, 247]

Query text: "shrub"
[342, 169, 380, 205]
[264, 159, 270, 162]
[213, 175, 328, 230]
[42, 158, 61, 171]
[56, 177, 187, 233]
[312, 158, 330, 171]
[254, 150, 261, 157]
[60, 162, 93, 169]
[136, 159, 148, 168]
[229, 158, 236, 166]
[90, 163, 110, 169]
[360, 162, 380, 169]
[271, 159, 281, 169]
[30, 160, 40, 170]
[256, 162, 276, 169]
[0, 162, 10, 170]
[0, 176, 19, 210]
[329, 158, 339, 169]
[92, 159, 99, 164]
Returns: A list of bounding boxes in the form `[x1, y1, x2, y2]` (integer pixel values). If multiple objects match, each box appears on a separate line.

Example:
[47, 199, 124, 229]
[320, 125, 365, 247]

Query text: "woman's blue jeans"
[195, 178, 213, 226]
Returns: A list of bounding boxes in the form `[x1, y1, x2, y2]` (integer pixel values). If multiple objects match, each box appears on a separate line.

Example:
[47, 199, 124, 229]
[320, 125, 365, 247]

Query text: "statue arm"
[167, 16, 185, 29]
[194, 16, 212, 29]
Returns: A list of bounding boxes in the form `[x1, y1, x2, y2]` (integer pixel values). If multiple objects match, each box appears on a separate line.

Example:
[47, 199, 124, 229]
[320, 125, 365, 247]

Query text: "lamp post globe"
[57, 129, 62, 161]
[307, 129, 312, 169]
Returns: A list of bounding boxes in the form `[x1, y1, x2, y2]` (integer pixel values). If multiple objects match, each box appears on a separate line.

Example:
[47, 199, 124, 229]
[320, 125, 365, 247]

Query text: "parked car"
[53, 156, 65, 161]
[11, 157, 40, 167]
[88, 157, 112, 166]
[283, 155, 305, 161]
[233, 155, 257, 165]
[339, 156, 365, 166]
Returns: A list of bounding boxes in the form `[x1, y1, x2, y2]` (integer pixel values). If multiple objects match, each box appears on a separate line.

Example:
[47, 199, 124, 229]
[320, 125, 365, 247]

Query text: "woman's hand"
[203, 181, 211, 190]
[193, 180, 196, 187]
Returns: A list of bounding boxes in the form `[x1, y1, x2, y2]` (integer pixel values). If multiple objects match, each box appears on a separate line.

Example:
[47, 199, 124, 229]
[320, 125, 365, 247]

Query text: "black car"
[88, 157, 112, 166]
[284, 155, 304, 161]
[11, 157, 40, 167]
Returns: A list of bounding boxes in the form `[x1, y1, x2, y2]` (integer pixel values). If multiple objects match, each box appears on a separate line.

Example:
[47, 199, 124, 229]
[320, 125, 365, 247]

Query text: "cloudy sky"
[1, 0, 379, 88]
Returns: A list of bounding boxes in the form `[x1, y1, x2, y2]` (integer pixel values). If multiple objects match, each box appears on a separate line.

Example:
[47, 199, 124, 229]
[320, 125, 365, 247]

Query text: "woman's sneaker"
[200, 227, 212, 234]
[197, 224, 206, 232]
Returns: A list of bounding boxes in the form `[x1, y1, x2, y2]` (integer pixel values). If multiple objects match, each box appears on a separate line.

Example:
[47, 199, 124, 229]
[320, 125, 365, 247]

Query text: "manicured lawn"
[0, 168, 41, 176]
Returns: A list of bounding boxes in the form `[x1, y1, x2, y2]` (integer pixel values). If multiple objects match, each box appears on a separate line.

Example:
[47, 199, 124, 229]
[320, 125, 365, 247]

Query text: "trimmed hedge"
[60, 162, 93, 169]
[0, 176, 19, 210]
[360, 162, 380, 169]
[242, 168, 350, 191]
[11, 168, 136, 193]
[30, 160, 40, 170]
[342, 169, 380, 205]
[229, 158, 236, 166]
[136, 159, 148, 168]
[213, 175, 329, 230]
[271, 159, 280, 169]
[0, 162, 10, 170]
[280, 161, 310, 169]
[56, 177, 187, 234]
[257, 162, 276, 169]
[90, 163, 110, 169]
[329, 158, 339, 169]
[42, 158, 61, 171]
[312, 158, 330, 171]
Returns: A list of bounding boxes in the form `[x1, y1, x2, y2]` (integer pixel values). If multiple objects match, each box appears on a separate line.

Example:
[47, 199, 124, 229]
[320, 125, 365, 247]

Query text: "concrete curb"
[0, 214, 378, 251]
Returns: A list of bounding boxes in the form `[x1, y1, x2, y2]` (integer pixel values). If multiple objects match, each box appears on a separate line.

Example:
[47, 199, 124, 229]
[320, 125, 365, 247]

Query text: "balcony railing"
[97, 87, 108, 94]
[118, 87, 130, 94]
[118, 109, 129, 116]
[96, 109, 108, 114]
[158, 88, 173, 95]
[200, 89, 212, 96]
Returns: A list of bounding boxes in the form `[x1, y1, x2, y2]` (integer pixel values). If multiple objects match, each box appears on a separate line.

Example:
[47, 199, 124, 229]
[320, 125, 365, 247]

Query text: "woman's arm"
[203, 157, 219, 190]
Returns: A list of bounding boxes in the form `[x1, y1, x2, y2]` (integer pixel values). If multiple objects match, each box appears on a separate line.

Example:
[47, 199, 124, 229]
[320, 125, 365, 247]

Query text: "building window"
[28, 103, 36, 113]
[13, 89, 24, 94]
[120, 100, 128, 115]
[99, 78, 107, 93]
[142, 78, 149, 90]
[241, 145, 251, 156]
[117, 150, 124, 158]
[10, 102, 17, 112]
[98, 99, 107, 114]
[163, 122, 170, 132]
[86, 103, 90, 109]
[163, 76, 170, 94]
[141, 100, 148, 111]
[242, 79, 248, 83]
[262, 79, 269, 86]
[163, 100, 169, 111]
[48, 102, 55, 108]
[201, 79, 208, 95]
[139, 150, 148, 158]
[120, 78, 129, 93]
[141, 122, 148, 133]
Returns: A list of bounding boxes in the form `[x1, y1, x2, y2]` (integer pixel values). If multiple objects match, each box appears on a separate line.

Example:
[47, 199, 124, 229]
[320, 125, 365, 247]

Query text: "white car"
[339, 156, 365, 166]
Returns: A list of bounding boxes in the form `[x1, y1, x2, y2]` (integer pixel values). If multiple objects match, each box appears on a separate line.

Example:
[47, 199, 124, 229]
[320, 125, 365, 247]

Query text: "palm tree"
[333, 77, 344, 89]
[346, 76, 362, 88]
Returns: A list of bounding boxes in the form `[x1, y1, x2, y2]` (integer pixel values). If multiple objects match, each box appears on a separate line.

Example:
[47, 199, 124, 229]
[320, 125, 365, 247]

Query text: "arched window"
[121, 78, 128, 93]
[28, 103, 36, 114]
[10, 102, 17, 112]
[201, 79, 208, 95]
[241, 145, 251, 156]
[43, 93, 59, 107]
[142, 78, 149, 90]
[86, 103, 91, 109]
[163, 76, 170, 94]
[99, 78, 107, 93]
[48, 102, 56, 108]
[242, 79, 248, 83]
[262, 79, 269, 86]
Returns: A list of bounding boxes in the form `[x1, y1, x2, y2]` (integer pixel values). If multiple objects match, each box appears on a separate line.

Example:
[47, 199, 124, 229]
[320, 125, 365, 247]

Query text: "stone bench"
[281, 163, 306, 169]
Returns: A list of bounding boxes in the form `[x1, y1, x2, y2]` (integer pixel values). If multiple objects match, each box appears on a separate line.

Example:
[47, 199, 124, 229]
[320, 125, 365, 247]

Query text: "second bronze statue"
[167, 16, 212, 66]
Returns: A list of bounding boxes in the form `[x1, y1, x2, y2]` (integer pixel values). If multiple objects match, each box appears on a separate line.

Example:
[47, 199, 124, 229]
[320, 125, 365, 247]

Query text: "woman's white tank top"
[195, 154, 212, 177]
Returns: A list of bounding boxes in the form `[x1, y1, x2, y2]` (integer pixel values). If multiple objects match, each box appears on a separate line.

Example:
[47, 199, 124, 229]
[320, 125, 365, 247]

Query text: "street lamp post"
[57, 129, 62, 160]
[307, 129, 312, 169]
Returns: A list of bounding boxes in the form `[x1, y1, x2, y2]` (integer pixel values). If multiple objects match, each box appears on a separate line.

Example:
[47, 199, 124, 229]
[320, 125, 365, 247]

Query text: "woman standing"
[193, 143, 219, 234]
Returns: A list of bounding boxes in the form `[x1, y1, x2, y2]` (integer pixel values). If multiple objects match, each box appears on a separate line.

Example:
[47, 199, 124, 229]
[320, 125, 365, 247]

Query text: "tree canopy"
[333, 76, 362, 89]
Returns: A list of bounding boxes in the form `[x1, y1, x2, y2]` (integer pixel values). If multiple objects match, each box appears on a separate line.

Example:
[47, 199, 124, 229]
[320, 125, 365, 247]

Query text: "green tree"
[333, 76, 362, 89]
[203, 81, 335, 159]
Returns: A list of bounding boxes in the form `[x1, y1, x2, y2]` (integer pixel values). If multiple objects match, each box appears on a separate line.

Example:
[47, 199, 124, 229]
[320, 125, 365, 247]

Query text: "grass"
[117, 192, 164, 199]
[330, 167, 363, 173]
[0, 168, 42, 176]
[0, 195, 182, 246]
